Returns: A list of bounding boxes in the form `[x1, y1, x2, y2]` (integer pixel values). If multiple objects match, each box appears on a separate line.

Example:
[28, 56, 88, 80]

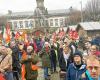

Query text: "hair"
[91, 45, 98, 50]
[86, 55, 100, 64]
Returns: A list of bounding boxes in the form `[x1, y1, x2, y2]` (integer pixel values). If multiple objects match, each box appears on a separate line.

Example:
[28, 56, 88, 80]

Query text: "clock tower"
[33, 0, 49, 36]
[36, 0, 45, 10]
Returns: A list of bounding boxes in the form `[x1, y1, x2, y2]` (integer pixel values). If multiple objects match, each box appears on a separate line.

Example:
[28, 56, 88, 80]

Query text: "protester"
[21, 46, 39, 80]
[86, 55, 100, 80]
[50, 45, 57, 74]
[59, 43, 73, 80]
[10, 41, 21, 80]
[69, 38, 77, 54]
[83, 41, 91, 56]
[40, 42, 51, 80]
[67, 50, 86, 80]
[5, 48, 13, 80]
[90, 45, 100, 57]
[0, 47, 13, 80]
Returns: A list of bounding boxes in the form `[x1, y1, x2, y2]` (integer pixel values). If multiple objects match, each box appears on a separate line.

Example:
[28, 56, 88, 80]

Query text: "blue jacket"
[67, 63, 86, 80]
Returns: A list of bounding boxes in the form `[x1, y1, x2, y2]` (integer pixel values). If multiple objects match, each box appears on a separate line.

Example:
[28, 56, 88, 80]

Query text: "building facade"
[0, 0, 70, 36]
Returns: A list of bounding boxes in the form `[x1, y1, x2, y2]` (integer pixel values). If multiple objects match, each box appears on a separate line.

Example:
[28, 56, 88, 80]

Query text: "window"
[64, 18, 68, 27]
[24, 21, 29, 27]
[40, 19, 43, 27]
[19, 21, 23, 28]
[29, 20, 34, 27]
[60, 18, 64, 27]
[50, 19, 53, 26]
[55, 19, 58, 26]
[13, 21, 18, 28]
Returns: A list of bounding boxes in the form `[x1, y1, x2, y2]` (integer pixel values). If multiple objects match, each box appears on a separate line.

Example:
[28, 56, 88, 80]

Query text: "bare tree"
[68, 9, 81, 25]
[84, 0, 100, 21]
[0, 15, 7, 30]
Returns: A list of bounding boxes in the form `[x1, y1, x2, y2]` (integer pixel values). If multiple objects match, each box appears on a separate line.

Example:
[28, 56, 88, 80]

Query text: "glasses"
[87, 66, 100, 70]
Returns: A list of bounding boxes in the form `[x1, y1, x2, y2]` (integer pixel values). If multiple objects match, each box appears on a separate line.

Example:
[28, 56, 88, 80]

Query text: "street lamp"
[80, 0, 83, 22]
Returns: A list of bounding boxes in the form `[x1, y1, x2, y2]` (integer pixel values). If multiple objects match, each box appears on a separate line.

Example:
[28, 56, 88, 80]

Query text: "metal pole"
[80, 1, 83, 22]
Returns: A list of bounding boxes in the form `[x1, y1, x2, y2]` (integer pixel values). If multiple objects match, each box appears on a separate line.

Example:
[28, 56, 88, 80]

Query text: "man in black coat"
[10, 41, 21, 80]
[50, 45, 57, 73]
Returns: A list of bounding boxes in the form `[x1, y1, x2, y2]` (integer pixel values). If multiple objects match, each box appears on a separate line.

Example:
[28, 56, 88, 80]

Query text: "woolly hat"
[74, 50, 83, 59]
[27, 46, 33, 50]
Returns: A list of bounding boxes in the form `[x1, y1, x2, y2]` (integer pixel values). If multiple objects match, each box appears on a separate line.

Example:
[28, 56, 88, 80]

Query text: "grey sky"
[0, 0, 89, 14]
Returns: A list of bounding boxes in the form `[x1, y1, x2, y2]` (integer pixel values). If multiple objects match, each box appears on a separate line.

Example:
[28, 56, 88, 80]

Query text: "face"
[85, 42, 91, 49]
[27, 48, 33, 53]
[87, 60, 100, 78]
[10, 41, 16, 47]
[63, 45, 69, 53]
[18, 44, 24, 50]
[74, 55, 81, 64]
[90, 45, 97, 55]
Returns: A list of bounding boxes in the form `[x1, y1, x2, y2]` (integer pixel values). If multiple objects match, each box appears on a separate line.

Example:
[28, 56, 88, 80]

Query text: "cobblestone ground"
[37, 68, 60, 80]
[37, 58, 60, 80]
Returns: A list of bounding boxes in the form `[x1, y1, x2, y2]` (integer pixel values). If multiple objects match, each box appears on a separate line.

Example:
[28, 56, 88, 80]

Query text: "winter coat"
[50, 49, 57, 62]
[11, 46, 20, 69]
[21, 51, 39, 80]
[58, 48, 63, 61]
[59, 52, 73, 71]
[0, 54, 12, 72]
[40, 48, 50, 68]
[67, 63, 86, 80]
[69, 42, 77, 54]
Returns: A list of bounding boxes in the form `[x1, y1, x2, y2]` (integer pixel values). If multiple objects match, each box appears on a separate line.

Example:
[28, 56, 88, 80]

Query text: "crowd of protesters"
[0, 32, 100, 80]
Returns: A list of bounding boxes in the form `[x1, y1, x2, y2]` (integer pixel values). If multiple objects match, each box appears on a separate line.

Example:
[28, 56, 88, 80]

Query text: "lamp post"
[80, 0, 83, 22]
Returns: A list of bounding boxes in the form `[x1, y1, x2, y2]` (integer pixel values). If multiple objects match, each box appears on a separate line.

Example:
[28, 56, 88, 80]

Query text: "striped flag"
[6, 23, 11, 43]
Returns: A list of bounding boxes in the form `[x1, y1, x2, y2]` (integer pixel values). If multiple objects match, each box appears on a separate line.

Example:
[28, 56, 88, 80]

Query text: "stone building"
[4, 0, 70, 36]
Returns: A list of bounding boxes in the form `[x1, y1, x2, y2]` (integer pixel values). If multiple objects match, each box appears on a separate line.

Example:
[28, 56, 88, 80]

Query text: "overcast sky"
[0, 0, 89, 14]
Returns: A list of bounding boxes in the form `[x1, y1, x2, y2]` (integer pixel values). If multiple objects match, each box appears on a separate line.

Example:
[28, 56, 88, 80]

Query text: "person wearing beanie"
[67, 50, 86, 80]
[39, 42, 51, 80]
[73, 51, 83, 69]
[21, 46, 39, 80]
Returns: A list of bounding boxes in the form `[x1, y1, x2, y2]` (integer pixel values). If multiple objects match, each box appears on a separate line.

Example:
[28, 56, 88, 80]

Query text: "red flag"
[68, 29, 79, 40]
[15, 31, 20, 39]
[69, 29, 73, 37]
[73, 31, 79, 40]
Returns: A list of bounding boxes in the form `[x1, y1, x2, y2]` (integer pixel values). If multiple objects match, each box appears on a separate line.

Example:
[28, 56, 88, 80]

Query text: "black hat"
[74, 50, 83, 59]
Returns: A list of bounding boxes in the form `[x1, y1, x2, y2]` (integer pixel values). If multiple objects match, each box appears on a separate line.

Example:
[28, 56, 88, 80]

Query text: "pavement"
[37, 59, 61, 80]
[37, 68, 60, 80]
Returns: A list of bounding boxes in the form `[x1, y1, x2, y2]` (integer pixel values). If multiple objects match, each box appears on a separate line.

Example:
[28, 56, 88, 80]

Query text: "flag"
[2, 26, 7, 40]
[68, 29, 79, 40]
[24, 33, 29, 46]
[6, 23, 11, 43]
[15, 31, 20, 39]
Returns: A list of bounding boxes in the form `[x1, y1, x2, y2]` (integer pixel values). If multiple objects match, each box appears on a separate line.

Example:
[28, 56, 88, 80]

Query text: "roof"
[48, 9, 70, 15]
[6, 9, 69, 18]
[6, 11, 34, 17]
[78, 22, 100, 30]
